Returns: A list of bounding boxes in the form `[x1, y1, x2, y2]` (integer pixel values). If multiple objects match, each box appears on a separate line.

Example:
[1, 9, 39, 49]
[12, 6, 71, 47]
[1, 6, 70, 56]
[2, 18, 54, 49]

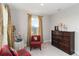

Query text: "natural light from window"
[32, 16, 39, 35]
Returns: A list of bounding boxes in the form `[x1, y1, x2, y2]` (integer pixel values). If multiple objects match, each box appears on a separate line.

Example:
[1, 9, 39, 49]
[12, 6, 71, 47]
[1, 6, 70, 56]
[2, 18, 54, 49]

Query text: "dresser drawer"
[53, 31, 63, 36]
[59, 42, 69, 47]
[59, 43, 70, 53]
[63, 32, 73, 37]
[63, 36, 71, 42]
[53, 35, 62, 39]
[63, 46, 70, 53]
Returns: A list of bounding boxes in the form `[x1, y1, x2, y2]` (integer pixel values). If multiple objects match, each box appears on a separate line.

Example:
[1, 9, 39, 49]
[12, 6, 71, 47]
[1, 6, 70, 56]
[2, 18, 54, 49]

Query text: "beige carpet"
[26, 42, 77, 56]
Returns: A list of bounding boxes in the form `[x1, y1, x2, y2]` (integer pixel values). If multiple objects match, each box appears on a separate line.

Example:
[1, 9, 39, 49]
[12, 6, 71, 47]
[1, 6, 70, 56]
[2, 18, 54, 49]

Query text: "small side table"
[14, 40, 25, 51]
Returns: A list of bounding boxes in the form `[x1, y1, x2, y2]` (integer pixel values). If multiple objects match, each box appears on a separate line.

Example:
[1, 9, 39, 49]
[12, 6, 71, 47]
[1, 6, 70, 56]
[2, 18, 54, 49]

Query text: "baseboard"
[75, 51, 79, 55]
[43, 39, 51, 43]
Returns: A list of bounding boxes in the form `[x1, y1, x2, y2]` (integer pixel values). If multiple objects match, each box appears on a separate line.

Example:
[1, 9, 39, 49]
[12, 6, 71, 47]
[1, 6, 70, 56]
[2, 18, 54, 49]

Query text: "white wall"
[50, 4, 79, 55]
[42, 16, 51, 42]
[10, 7, 28, 46]
[10, 6, 51, 46]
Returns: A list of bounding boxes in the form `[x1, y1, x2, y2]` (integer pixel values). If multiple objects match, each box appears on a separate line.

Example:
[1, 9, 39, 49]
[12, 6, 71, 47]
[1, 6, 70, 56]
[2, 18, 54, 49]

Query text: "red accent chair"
[0, 45, 31, 56]
[30, 35, 42, 50]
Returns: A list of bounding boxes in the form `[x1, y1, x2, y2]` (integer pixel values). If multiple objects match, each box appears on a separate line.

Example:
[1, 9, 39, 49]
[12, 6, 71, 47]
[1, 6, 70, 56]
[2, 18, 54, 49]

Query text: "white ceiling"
[9, 3, 76, 15]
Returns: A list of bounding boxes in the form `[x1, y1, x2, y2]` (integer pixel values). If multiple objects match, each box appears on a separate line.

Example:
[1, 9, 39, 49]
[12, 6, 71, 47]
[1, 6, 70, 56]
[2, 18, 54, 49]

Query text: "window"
[31, 16, 39, 35]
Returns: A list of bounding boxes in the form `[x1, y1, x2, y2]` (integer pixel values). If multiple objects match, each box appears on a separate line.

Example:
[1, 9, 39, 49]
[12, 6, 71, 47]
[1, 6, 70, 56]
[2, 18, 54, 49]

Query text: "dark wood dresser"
[51, 30, 75, 55]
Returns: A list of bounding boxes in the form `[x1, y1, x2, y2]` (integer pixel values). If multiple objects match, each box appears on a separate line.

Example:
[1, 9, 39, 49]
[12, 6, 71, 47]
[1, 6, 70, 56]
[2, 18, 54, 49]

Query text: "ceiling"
[9, 3, 76, 15]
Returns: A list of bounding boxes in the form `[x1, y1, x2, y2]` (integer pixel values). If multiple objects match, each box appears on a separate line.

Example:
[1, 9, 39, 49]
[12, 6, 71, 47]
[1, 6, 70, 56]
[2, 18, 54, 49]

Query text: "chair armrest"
[9, 48, 18, 56]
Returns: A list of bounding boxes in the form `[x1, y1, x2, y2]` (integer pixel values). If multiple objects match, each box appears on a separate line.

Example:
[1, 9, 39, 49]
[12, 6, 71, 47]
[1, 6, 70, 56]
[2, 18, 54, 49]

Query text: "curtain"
[0, 4, 3, 48]
[27, 14, 32, 46]
[38, 16, 43, 43]
[0, 4, 14, 48]
[2, 4, 9, 46]
[7, 5, 14, 48]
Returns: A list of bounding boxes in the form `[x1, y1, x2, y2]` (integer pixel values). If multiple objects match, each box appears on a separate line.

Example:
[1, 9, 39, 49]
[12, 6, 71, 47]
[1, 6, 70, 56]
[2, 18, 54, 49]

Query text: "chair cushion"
[17, 48, 31, 56]
[31, 42, 41, 44]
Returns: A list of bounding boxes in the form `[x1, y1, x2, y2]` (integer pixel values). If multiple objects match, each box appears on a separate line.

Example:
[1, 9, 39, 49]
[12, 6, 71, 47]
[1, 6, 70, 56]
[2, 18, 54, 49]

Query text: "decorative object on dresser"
[54, 26, 59, 31]
[58, 22, 68, 31]
[51, 30, 75, 55]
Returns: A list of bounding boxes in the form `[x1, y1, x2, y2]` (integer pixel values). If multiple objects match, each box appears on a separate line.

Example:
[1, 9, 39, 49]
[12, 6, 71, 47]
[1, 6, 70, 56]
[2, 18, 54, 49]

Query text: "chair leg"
[30, 47, 31, 51]
[40, 47, 41, 50]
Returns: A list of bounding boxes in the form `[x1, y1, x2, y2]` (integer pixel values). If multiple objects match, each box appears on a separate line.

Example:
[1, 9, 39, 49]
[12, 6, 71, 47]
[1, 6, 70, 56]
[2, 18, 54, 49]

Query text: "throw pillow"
[34, 37, 37, 41]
